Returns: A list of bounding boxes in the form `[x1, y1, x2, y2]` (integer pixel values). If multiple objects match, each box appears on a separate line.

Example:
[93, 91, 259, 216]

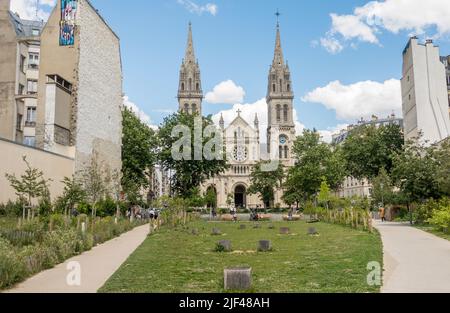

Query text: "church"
[177, 21, 296, 209]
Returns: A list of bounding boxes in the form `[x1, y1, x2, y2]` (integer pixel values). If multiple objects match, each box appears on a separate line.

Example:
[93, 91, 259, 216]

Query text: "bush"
[416, 198, 450, 224]
[96, 197, 118, 217]
[0, 238, 27, 289]
[0, 200, 24, 217]
[427, 207, 450, 232]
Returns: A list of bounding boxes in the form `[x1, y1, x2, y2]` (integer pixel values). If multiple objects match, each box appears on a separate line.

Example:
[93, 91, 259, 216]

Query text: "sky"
[10, 0, 450, 142]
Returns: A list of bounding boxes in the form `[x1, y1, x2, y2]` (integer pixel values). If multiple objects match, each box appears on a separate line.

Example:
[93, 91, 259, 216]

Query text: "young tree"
[122, 107, 158, 201]
[158, 112, 228, 198]
[247, 161, 284, 209]
[5, 156, 52, 220]
[432, 140, 450, 197]
[317, 179, 331, 209]
[342, 124, 404, 180]
[81, 152, 109, 218]
[57, 176, 86, 216]
[285, 129, 346, 201]
[371, 168, 394, 206]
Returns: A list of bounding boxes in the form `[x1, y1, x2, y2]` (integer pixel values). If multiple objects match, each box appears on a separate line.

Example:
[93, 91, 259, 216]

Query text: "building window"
[192, 103, 197, 114]
[27, 80, 38, 94]
[184, 103, 189, 114]
[16, 114, 23, 130]
[23, 136, 36, 147]
[276, 104, 281, 121]
[283, 104, 288, 122]
[18, 84, 25, 95]
[279, 145, 283, 159]
[28, 53, 39, 69]
[19, 55, 26, 73]
[32, 29, 40, 36]
[181, 83, 184, 91]
[196, 83, 199, 91]
[26, 107, 36, 126]
[284, 146, 288, 159]
[272, 84, 276, 92]
[287, 84, 290, 92]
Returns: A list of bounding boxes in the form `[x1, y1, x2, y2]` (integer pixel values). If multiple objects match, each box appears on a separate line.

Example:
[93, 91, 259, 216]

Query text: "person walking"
[379, 206, 386, 222]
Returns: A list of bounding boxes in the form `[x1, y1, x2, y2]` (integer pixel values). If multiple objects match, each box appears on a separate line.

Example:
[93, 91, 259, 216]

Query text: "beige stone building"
[0, 0, 123, 203]
[176, 23, 296, 209]
[35, 0, 123, 177]
[0, 0, 43, 146]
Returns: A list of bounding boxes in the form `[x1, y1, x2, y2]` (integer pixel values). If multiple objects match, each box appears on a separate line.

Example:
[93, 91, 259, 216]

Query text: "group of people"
[126, 206, 160, 221]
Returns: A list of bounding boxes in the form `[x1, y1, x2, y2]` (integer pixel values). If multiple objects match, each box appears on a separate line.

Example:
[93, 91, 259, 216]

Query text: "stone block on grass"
[211, 228, 222, 235]
[308, 227, 318, 235]
[258, 240, 272, 252]
[280, 227, 290, 235]
[216, 240, 232, 252]
[224, 268, 252, 291]
[239, 224, 247, 230]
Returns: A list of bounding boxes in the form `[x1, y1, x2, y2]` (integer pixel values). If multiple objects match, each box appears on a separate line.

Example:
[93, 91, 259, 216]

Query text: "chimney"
[0, 0, 11, 11]
[426, 39, 433, 45]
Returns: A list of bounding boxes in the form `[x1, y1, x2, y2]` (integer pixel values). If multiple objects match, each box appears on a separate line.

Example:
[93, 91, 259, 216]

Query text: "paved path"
[5, 224, 149, 293]
[374, 220, 450, 293]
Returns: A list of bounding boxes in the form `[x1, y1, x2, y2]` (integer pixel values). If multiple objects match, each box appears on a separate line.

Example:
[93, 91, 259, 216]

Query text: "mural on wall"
[60, 0, 78, 46]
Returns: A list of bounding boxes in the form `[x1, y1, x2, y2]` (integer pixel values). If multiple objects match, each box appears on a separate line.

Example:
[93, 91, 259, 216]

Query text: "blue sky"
[11, 0, 450, 140]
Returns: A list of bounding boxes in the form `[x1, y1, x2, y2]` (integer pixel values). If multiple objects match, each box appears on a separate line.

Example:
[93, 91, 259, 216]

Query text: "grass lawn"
[99, 220, 382, 293]
[415, 225, 450, 242]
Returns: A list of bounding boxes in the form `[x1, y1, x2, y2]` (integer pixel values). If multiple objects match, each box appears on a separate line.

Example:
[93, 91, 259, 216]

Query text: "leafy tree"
[122, 107, 158, 201]
[391, 140, 440, 208]
[317, 179, 331, 209]
[204, 188, 217, 209]
[56, 176, 86, 216]
[432, 140, 450, 197]
[158, 112, 228, 198]
[371, 167, 395, 206]
[247, 161, 284, 209]
[5, 156, 52, 220]
[285, 129, 346, 202]
[342, 124, 404, 180]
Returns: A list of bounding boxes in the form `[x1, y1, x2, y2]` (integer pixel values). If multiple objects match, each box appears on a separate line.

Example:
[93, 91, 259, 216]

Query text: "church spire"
[184, 22, 196, 64]
[273, 22, 284, 67]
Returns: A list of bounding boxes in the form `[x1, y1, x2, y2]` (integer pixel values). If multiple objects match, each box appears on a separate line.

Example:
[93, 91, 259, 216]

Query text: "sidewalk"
[374, 220, 450, 293]
[5, 224, 149, 293]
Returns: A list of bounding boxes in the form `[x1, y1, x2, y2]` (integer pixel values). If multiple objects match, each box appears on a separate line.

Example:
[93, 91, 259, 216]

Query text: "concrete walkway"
[374, 220, 450, 293]
[5, 224, 149, 293]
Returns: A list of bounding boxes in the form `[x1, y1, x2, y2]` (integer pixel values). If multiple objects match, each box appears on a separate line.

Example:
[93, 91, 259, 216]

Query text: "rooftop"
[8, 11, 44, 38]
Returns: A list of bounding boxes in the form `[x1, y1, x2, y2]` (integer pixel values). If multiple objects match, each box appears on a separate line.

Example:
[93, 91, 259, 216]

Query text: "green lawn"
[99, 220, 382, 293]
[415, 225, 450, 242]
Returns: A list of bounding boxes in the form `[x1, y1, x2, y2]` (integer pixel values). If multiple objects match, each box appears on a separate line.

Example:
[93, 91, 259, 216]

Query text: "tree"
[285, 129, 346, 202]
[391, 140, 440, 210]
[56, 176, 86, 216]
[342, 124, 404, 180]
[317, 179, 331, 209]
[81, 152, 109, 218]
[371, 167, 394, 206]
[247, 161, 284, 209]
[5, 156, 52, 220]
[432, 140, 450, 197]
[122, 107, 158, 201]
[158, 112, 228, 198]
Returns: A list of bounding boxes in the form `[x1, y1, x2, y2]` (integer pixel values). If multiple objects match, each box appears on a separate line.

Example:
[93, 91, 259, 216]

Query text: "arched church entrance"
[234, 185, 247, 209]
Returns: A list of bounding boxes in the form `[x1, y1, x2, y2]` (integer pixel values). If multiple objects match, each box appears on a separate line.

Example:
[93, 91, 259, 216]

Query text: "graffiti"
[60, 0, 78, 46]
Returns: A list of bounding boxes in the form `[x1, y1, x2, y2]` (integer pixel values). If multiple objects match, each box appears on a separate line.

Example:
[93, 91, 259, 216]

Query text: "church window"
[279, 145, 283, 159]
[284, 146, 289, 159]
[192, 103, 197, 114]
[184, 103, 189, 114]
[272, 84, 276, 92]
[276, 104, 281, 121]
[287, 84, 290, 92]
[283, 105, 289, 122]
[196, 83, 199, 91]
[181, 83, 185, 91]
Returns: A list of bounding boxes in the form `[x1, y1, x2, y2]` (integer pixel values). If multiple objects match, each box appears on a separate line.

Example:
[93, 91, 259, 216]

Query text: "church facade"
[177, 22, 296, 209]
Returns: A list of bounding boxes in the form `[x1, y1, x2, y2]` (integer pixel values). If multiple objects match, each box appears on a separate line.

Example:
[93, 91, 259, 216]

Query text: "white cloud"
[205, 80, 246, 104]
[123, 96, 158, 130]
[319, 36, 344, 54]
[319, 0, 450, 53]
[212, 98, 305, 143]
[10, 0, 55, 21]
[302, 79, 402, 121]
[177, 0, 218, 16]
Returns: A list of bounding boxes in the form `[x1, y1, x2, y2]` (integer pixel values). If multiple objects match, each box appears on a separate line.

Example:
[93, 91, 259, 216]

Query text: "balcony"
[28, 63, 39, 70]
[25, 121, 36, 127]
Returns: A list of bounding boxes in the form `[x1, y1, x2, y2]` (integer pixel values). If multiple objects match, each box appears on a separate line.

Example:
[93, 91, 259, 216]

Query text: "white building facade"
[401, 37, 450, 145]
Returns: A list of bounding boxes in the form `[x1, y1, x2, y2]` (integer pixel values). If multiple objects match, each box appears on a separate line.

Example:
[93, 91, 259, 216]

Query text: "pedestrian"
[379, 206, 386, 222]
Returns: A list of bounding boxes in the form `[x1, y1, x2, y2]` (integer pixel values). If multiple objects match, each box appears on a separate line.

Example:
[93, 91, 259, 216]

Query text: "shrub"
[0, 238, 26, 289]
[96, 197, 118, 217]
[427, 207, 450, 232]
[0, 200, 24, 217]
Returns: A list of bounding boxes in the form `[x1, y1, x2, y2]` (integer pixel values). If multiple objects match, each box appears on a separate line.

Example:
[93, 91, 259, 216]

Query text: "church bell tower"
[178, 23, 203, 115]
[266, 19, 295, 166]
